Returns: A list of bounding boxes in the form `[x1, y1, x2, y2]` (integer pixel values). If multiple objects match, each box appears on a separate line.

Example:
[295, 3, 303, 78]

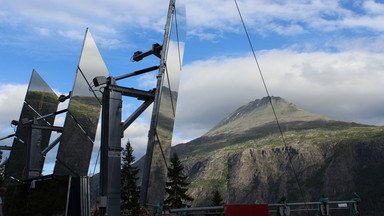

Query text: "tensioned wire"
[233, 0, 310, 214]
[157, 1, 184, 169]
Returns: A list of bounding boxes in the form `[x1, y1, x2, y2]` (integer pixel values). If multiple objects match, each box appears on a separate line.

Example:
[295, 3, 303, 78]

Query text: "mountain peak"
[205, 96, 332, 137]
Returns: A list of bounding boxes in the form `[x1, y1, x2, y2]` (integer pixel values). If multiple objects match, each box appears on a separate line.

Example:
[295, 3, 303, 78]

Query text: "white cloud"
[3, 0, 384, 46]
[0, 84, 27, 136]
[331, 35, 384, 53]
[174, 49, 384, 139]
[3, 49, 384, 171]
[2, 0, 384, 173]
[137, 73, 157, 88]
[35, 27, 51, 36]
[186, 0, 384, 39]
[1, 0, 170, 44]
[122, 119, 150, 159]
[363, 0, 384, 14]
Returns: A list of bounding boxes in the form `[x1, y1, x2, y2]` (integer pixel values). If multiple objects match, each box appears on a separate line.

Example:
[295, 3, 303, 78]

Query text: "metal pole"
[99, 77, 123, 216]
[26, 119, 43, 178]
[41, 135, 62, 156]
[115, 66, 159, 81]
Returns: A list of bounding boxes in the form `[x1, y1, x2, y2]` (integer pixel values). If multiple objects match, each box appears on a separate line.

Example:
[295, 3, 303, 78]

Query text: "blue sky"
[1, 0, 384, 174]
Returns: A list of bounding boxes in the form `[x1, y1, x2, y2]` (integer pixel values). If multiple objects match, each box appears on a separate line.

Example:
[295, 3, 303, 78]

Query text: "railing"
[168, 200, 360, 216]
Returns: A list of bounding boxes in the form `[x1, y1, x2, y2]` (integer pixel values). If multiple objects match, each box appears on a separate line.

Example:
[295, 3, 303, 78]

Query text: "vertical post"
[278, 201, 290, 216]
[318, 197, 330, 216]
[26, 119, 43, 179]
[80, 176, 91, 216]
[99, 77, 123, 215]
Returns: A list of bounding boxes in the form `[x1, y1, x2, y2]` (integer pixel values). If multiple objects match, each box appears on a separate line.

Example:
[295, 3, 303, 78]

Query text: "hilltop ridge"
[132, 96, 384, 215]
[168, 97, 383, 215]
[206, 96, 333, 137]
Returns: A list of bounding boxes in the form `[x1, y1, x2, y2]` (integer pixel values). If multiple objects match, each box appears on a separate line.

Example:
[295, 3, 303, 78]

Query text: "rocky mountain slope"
[166, 96, 384, 215]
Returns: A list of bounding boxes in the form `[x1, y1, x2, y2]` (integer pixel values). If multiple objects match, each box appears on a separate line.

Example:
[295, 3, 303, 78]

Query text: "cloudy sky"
[1, 0, 384, 174]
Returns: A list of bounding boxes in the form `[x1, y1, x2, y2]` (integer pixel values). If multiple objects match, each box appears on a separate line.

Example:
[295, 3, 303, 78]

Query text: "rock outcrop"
[168, 97, 384, 215]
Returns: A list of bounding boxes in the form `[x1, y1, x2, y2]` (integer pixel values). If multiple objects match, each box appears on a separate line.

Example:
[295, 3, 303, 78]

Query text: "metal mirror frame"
[54, 29, 109, 176]
[141, 0, 186, 206]
[5, 70, 58, 182]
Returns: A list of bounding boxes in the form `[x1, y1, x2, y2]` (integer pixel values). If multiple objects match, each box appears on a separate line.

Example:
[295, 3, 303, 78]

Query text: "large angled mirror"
[54, 29, 109, 176]
[5, 70, 58, 183]
[142, 0, 186, 206]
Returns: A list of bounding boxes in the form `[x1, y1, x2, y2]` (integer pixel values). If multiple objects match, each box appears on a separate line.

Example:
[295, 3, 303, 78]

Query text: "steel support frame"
[99, 78, 123, 216]
[123, 99, 154, 131]
[26, 121, 64, 179]
[26, 119, 43, 178]
[98, 0, 174, 212]
[99, 77, 155, 215]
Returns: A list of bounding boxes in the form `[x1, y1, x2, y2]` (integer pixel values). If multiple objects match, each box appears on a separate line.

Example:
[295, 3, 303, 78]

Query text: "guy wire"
[233, 0, 310, 214]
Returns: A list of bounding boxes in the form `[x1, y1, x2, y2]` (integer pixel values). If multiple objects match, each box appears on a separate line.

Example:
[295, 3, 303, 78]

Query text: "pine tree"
[211, 190, 224, 206]
[210, 190, 224, 216]
[121, 141, 141, 211]
[164, 153, 193, 208]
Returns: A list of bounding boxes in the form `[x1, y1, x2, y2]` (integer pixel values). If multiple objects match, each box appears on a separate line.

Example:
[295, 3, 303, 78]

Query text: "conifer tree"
[211, 189, 224, 206]
[164, 153, 193, 208]
[210, 189, 224, 216]
[121, 141, 141, 211]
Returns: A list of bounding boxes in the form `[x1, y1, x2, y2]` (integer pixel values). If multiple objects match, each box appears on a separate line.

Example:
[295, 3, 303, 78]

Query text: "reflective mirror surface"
[143, 0, 186, 205]
[54, 29, 109, 176]
[5, 70, 58, 182]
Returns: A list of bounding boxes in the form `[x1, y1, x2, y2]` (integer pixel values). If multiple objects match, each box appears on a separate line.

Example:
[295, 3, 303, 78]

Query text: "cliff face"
[169, 97, 384, 215]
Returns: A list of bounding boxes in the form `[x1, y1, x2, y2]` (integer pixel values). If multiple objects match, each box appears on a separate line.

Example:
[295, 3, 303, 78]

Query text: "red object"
[225, 204, 269, 216]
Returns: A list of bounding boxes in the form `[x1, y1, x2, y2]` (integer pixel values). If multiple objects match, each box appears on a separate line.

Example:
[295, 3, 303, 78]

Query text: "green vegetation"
[211, 190, 224, 206]
[136, 97, 384, 212]
[121, 141, 141, 211]
[189, 179, 227, 189]
[209, 126, 384, 154]
[177, 124, 384, 208]
[164, 153, 194, 208]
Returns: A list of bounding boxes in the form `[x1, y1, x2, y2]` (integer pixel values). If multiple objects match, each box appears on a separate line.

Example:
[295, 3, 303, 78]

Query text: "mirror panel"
[143, 0, 186, 205]
[54, 29, 109, 176]
[5, 70, 58, 182]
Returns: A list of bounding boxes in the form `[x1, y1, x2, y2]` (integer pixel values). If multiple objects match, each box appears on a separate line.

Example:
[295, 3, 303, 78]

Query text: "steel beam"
[115, 66, 159, 81]
[0, 133, 15, 142]
[99, 78, 123, 216]
[109, 84, 155, 100]
[122, 99, 154, 131]
[41, 135, 62, 156]
[26, 119, 43, 178]
[0, 146, 12, 151]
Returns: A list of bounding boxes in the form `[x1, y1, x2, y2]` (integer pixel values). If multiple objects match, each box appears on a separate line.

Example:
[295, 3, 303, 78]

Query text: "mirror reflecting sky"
[144, 0, 186, 206]
[6, 70, 58, 182]
[54, 29, 109, 176]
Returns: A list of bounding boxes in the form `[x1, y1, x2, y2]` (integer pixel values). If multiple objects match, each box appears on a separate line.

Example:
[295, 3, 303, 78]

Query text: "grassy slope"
[173, 125, 384, 215]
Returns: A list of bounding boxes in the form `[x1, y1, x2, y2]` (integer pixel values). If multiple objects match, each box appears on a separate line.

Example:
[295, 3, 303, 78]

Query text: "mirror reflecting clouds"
[54, 29, 109, 176]
[145, 0, 186, 205]
[6, 70, 58, 182]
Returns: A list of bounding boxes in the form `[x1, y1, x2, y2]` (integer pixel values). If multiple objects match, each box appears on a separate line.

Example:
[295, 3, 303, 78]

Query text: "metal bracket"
[122, 99, 154, 132]
[0, 133, 16, 142]
[31, 125, 64, 132]
[132, 43, 162, 62]
[41, 135, 63, 156]
[0, 146, 12, 151]
[109, 85, 155, 100]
